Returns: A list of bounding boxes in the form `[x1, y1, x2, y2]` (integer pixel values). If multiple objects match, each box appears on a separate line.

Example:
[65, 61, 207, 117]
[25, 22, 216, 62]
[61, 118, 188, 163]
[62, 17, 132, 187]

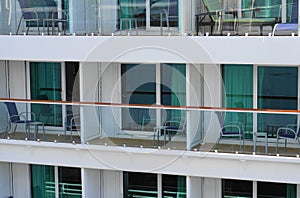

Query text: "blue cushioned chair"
[4, 102, 36, 137]
[215, 111, 244, 151]
[273, 0, 298, 35]
[276, 124, 300, 153]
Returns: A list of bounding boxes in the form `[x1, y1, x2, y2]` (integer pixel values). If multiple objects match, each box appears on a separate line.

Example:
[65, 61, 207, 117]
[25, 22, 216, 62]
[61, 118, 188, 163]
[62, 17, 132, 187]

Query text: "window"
[121, 63, 186, 131]
[31, 165, 82, 198]
[222, 65, 253, 136]
[30, 62, 62, 126]
[258, 67, 298, 136]
[162, 174, 186, 198]
[222, 179, 253, 198]
[257, 181, 296, 198]
[123, 172, 158, 197]
[123, 172, 186, 198]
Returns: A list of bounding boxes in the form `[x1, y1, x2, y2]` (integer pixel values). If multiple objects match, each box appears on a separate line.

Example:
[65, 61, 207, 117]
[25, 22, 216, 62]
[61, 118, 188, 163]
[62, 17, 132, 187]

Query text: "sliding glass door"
[222, 65, 298, 138]
[222, 64, 253, 135]
[121, 64, 156, 131]
[257, 66, 298, 136]
[121, 63, 186, 132]
[119, 0, 178, 30]
[30, 62, 62, 126]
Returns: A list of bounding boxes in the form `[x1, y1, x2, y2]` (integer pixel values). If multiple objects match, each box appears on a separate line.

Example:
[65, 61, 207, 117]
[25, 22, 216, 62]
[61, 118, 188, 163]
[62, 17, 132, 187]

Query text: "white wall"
[186, 64, 203, 149]
[0, 162, 11, 198]
[203, 64, 222, 144]
[69, 0, 99, 34]
[100, 0, 118, 35]
[202, 177, 221, 198]
[80, 62, 101, 142]
[189, 176, 202, 198]
[102, 170, 122, 198]
[100, 62, 121, 137]
[12, 163, 31, 198]
[82, 168, 101, 198]
[0, 60, 7, 97]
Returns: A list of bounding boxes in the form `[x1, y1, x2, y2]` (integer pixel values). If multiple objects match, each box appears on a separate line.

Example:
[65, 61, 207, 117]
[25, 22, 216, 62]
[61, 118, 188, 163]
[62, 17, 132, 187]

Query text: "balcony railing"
[1, 98, 300, 157]
[0, 0, 298, 36]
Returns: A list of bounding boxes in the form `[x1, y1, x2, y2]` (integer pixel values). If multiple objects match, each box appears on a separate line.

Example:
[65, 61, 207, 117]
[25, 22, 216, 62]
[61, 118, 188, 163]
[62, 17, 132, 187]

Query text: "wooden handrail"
[0, 98, 300, 114]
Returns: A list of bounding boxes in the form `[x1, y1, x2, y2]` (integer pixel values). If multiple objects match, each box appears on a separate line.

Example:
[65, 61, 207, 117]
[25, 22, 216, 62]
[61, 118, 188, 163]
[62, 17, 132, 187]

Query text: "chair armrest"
[19, 112, 36, 121]
[277, 127, 297, 138]
[221, 124, 241, 135]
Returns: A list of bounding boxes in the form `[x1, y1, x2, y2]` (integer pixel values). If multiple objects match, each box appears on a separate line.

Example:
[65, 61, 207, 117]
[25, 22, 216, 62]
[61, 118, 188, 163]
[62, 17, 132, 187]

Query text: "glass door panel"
[222, 65, 253, 138]
[59, 167, 82, 198]
[123, 172, 158, 198]
[258, 66, 298, 136]
[162, 174, 186, 197]
[120, 0, 146, 28]
[30, 62, 62, 126]
[121, 64, 156, 131]
[150, 0, 178, 27]
[31, 165, 55, 198]
[161, 63, 186, 123]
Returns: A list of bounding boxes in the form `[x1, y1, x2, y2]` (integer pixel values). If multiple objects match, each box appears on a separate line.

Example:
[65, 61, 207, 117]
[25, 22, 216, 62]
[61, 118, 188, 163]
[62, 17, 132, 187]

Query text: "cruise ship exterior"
[1, 0, 300, 197]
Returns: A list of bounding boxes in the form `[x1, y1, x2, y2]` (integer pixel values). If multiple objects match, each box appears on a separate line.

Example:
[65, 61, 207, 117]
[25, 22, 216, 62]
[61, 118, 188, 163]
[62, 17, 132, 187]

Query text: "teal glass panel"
[123, 172, 158, 198]
[31, 165, 55, 198]
[30, 62, 62, 126]
[258, 67, 297, 136]
[222, 65, 253, 137]
[161, 63, 186, 122]
[257, 181, 296, 198]
[119, 0, 146, 28]
[241, 0, 281, 18]
[150, 0, 178, 27]
[162, 174, 186, 198]
[59, 167, 82, 198]
[222, 179, 252, 198]
[121, 64, 156, 131]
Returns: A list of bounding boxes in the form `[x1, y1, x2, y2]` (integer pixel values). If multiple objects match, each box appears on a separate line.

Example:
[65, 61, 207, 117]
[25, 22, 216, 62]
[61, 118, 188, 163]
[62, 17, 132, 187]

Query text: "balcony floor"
[3, 131, 300, 157]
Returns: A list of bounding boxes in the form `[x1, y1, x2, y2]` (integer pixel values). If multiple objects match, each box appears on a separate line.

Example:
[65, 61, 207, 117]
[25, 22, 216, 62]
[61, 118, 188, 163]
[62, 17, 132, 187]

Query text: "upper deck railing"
[0, 0, 298, 36]
[1, 98, 300, 158]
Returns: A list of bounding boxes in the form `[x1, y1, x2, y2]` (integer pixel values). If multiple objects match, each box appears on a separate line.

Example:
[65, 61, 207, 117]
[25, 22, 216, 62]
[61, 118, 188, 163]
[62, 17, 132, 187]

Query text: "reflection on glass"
[31, 165, 55, 198]
[59, 167, 82, 198]
[30, 62, 62, 126]
[257, 181, 296, 198]
[258, 67, 298, 136]
[121, 64, 156, 131]
[222, 64, 253, 137]
[123, 172, 158, 198]
[222, 179, 252, 198]
[162, 174, 186, 198]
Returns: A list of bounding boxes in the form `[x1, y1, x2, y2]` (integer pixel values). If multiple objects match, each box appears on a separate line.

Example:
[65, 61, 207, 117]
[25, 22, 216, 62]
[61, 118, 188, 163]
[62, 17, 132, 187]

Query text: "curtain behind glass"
[30, 62, 62, 126]
[223, 65, 253, 136]
[162, 174, 186, 198]
[161, 63, 186, 122]
[31, 165, 55, 198]
[258, 67, 297, 134]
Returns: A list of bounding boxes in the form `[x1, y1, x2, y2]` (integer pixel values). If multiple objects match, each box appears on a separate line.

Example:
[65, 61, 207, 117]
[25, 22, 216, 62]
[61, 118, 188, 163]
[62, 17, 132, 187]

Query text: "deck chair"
[16, 0, 58, 35]
[276, 124, 300, 153]
[195, 0, 223, 35]
[235, 2, 281, 35]
[4, 102, 36, 137]
[214, 111, 244, 151]
[64, 113, 80, 141]
[153, 117, 186, 146]
[273, 0, 298, 35]
[150, 0, 178, 34]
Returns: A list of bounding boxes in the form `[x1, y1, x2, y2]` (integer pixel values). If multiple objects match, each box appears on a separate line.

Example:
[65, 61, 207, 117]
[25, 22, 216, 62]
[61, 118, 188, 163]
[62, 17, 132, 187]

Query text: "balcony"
[1, 99, 300, 158]
[0, 0, 298, 37]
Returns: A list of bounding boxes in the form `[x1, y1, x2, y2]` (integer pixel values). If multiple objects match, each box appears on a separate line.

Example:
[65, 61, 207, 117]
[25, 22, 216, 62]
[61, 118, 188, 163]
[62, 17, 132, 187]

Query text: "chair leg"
[276, 137, 279, 154]
[214, 135, 222, 150]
